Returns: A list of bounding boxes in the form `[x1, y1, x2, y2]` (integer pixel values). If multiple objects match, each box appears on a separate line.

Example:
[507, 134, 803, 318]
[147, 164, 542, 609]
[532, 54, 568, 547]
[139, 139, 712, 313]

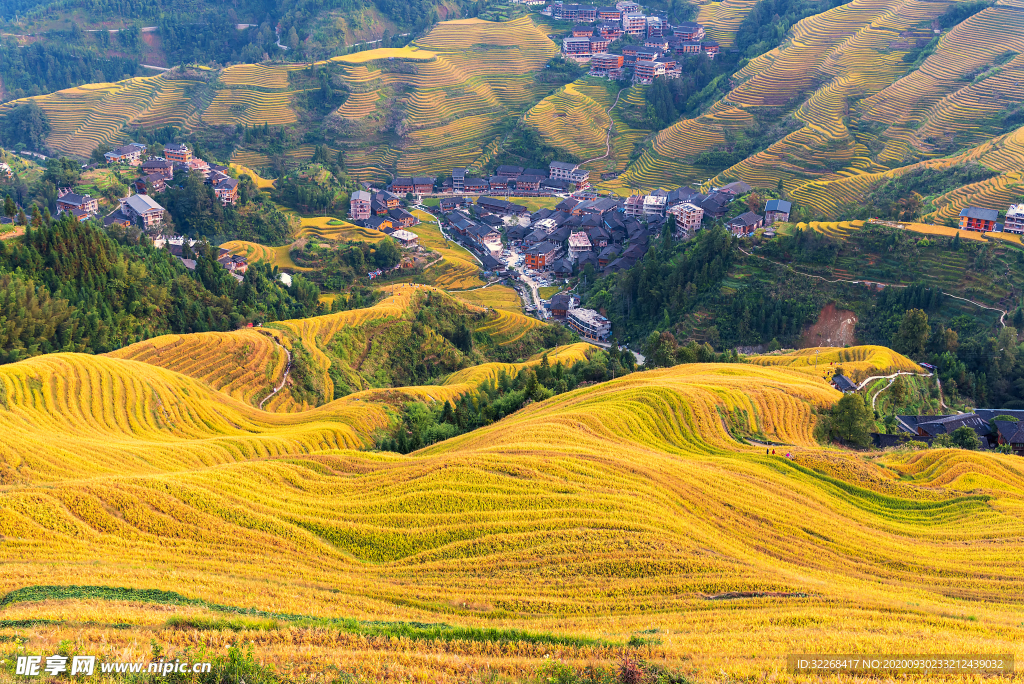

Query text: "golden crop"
[749, 344, 922, 381]
[2, 342, 1024, 681]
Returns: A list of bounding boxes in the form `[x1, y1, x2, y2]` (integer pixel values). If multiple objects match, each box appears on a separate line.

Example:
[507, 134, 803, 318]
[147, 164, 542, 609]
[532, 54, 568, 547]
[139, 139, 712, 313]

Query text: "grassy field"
[2, 341, 1023, 681]
[538, 285, 562, 299]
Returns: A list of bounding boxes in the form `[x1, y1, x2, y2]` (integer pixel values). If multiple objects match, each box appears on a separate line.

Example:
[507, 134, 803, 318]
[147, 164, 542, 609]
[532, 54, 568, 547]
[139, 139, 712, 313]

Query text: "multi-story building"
[164, 143, 192, 164]
[552, 2, 598, 21]
[598, 22, 624, 39]
[568, 231, 592, 260]
[141, 158, 175, 179]
[56, 189, 99, 217]
[591, 52, 625, 70]
[452, 168, 466, 193]
[1006, 204, 1024, 235]
[703, 39, 720, 57]
[616, 0, 640, 13]
[959, 207, 998, 232]
[413, 177, 434, 194]
[525, 241, 559, 270]
[573, 24, 595, 36]
[643, 194, 667, 217]
[213, 177, 238, 206]
[567, 308, 611, 341]
[120, 193, 166, 228]
[624, 194, 644, 217]
[597, 6, 621, 20]
[646, 16, 663, 37]
[622, 12, 647, 35]
[350, 190, 371, 220]
[589, 36, 611, 52]
[634, 60, 666, 81]
[668, 202, 704, 235]
[674, 22, 705, 40]
[390, 177, 416, 194]
[764, 199, 792, 224]
[562, 36, 593, 57]
[549, 161, 581, 181]
[103, 142, 146, 165]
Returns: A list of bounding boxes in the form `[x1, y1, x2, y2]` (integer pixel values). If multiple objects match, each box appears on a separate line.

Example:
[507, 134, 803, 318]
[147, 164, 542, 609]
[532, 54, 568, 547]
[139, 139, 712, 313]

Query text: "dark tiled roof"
[959, 207, 998, 221]
[831, 375, 857, 392]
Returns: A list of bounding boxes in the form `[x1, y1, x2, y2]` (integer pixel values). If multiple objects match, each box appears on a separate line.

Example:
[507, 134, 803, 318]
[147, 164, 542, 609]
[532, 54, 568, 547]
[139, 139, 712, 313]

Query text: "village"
[545, 0, 719, 83]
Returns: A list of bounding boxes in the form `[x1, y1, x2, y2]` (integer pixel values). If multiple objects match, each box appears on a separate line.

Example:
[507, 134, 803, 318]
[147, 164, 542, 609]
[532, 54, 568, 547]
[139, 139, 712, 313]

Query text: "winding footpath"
[737, 245, 1008, 327]
[258, 337, 293, 410]
[581, 88, 624, 166]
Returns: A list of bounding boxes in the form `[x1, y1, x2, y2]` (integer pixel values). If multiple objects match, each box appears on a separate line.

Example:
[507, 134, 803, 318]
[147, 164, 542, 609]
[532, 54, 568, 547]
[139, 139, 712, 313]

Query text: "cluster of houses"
[348, 188, 421, 245]
[152, 234, 251, 281]
[58, 141, 245, 232]
[447, 162, 591, 196]
[623, 180, 791, 237]
[868, 409, 1024, 454]
[959, 204, 1024, 234]
[135, 143, 239, 206]
[552, 1, 719, 82]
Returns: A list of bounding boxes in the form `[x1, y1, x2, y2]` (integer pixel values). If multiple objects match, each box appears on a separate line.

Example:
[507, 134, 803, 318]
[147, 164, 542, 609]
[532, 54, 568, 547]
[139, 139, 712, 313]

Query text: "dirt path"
[0, 226, 25, 241]
[258, 337, 293, 410]
[581, 87, 624, 166]
[738, 245, 1007, 327]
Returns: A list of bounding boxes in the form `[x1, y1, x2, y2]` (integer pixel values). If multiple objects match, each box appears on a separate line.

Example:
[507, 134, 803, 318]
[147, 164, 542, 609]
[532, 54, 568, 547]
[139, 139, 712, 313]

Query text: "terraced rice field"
[108, 328, 290, 408]
[220, 240, 309, 271]
[295, 216, 386, 242]
[748, 344, 921, 381]
[203, 89, 298, 127]
[404, 209, 486, 290]
[1, 75, 205, 158]
[696, 0, 759, 46]
[4, 347, 1024, 680]
[229, 163, 276, 189]
[473, 307, 544, 345]
[859, 5, 1024, 159]
[220, 63, 305, 89]
[230, 149, 272, 169]
[524, 80, 611, 161]
[335, 90, 382, 118]
[604, 0, 972, 198]
[329, 17, 559, 177]
[452, 283, 524, 312]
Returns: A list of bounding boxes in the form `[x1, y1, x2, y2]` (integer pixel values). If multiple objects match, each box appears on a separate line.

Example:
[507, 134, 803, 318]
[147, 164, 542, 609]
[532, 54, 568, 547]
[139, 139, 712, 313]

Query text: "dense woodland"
[377, 345, 636, 453]
[0, 41, 139, 101]
[157, 170, 294, 245]
[0, 214, 319, 363]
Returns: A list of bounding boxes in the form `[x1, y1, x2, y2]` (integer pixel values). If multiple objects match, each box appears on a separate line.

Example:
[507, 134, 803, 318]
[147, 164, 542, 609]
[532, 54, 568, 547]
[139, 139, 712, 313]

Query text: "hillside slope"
[110, 284, 562, 412]
[2, 358, 1023, 680]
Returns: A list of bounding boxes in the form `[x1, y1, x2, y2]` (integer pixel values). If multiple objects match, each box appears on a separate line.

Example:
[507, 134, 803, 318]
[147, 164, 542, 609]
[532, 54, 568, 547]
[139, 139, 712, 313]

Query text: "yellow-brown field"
[2, 349, 1024, 681]
[219, 240, 310, 271]
[295, 216, 388, 243]
[229, 163, 276, 189]
[749, 345, 922, 381]
[453, 283, 524, 312]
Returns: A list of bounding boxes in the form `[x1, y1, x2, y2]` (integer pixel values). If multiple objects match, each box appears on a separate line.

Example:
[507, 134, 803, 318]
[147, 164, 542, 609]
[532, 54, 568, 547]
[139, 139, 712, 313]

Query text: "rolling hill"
[1, 346, 1023, 681]
[109, 284, 560, 412]
[5, 3, 1023, 215]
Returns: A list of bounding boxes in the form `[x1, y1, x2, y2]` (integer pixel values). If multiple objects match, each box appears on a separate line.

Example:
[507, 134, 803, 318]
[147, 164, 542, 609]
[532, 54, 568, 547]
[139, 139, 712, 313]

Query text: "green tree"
[894, 308, 930, 356]
[0, 102, 51, 152]
[890, 374, 908, 407]
[950, 425, 982, 450]
[643, 330, 678, 368]
[829, 393, 873, 447]
[3, 195, 14, 217]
